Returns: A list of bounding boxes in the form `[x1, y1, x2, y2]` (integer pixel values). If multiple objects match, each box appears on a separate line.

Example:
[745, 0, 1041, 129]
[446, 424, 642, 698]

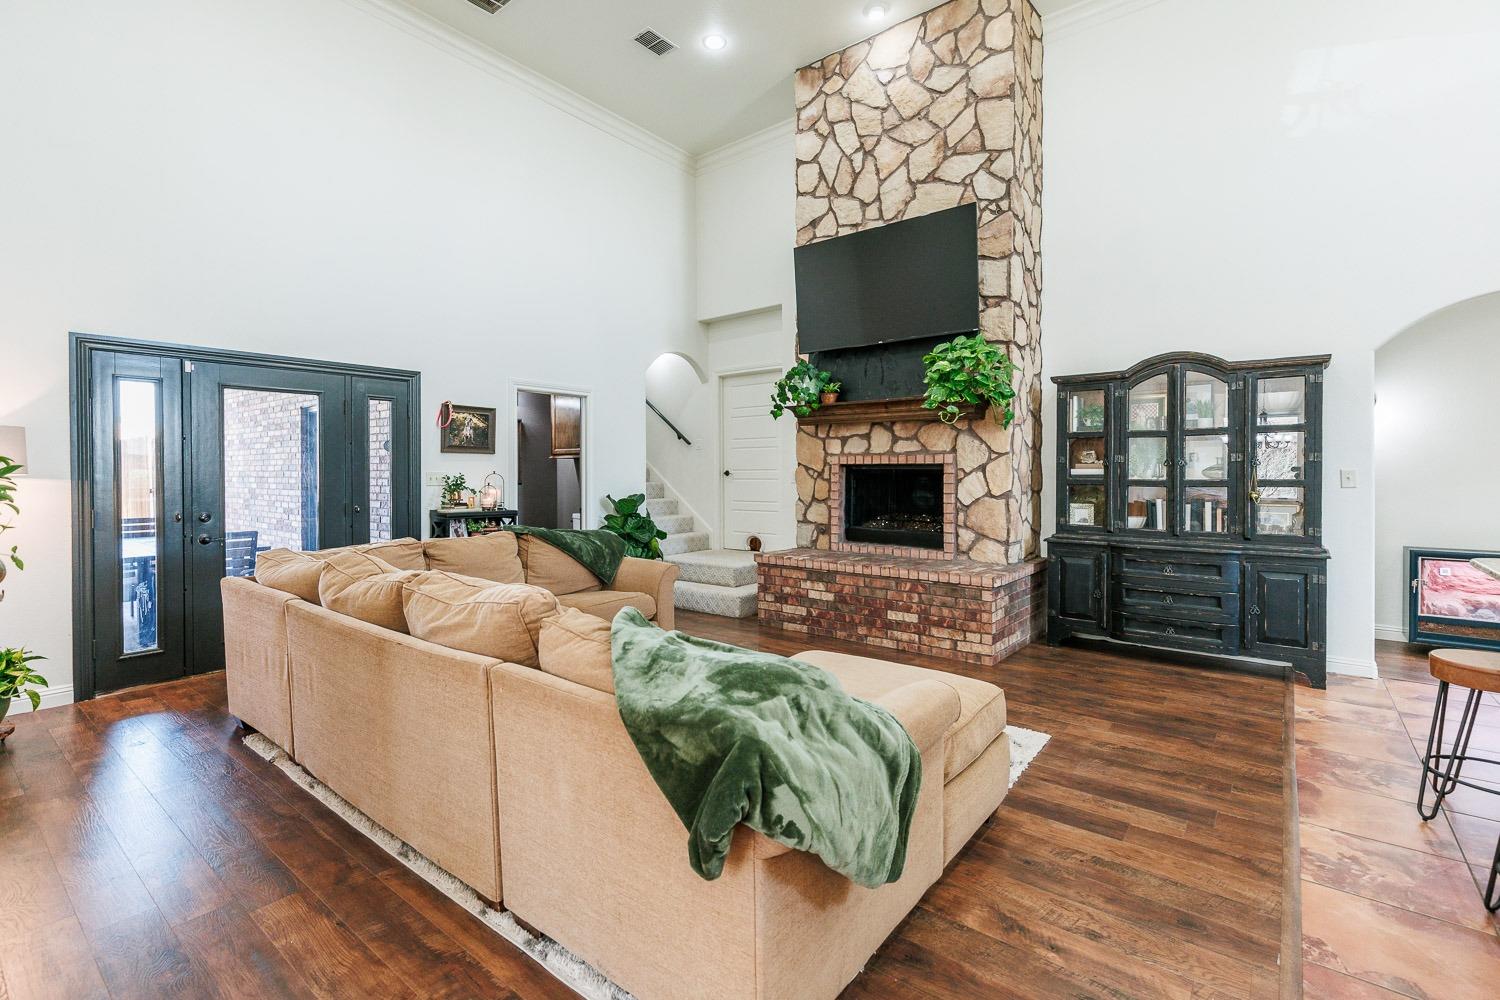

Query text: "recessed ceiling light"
[703, 34, 728, 51]
[865, 2, 891, 21]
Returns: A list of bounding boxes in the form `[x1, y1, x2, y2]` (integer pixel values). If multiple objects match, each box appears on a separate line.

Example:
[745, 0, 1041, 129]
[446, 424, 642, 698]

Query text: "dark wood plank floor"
[0, 613, 1293, 999]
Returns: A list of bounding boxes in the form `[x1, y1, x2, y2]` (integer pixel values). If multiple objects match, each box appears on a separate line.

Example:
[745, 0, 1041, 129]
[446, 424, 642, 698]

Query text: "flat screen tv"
[794, 203, 979, 354]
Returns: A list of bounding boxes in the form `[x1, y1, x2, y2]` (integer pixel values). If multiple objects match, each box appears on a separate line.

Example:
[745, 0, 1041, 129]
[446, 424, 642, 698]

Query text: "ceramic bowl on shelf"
[1128, 515, 1147, 529]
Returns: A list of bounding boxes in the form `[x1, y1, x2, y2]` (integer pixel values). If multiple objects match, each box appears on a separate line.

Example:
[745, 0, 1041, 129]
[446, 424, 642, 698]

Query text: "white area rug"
[245, 724, 1050, 1000]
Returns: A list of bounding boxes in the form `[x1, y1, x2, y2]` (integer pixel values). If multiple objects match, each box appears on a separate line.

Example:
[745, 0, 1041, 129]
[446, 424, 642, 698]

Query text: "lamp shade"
[0, 426, 28, 474]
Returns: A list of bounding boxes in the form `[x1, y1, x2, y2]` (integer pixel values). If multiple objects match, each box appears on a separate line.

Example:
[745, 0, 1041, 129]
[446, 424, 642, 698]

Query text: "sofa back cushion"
[402, 570, 558, 667]
[422, 533, 524, 584]
[519, 536, 601, 596]
[254, 548, 325, 603]
[362, 538, 427, 571]
[318, 550, 414, 633]
[538, 607, 614, 693]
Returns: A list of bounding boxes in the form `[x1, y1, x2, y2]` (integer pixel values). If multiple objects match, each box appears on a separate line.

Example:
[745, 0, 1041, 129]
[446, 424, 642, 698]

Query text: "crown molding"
[337, 0, 694, 173]
[694, 119, 796, 176]
[1041, 0, 1170, 42]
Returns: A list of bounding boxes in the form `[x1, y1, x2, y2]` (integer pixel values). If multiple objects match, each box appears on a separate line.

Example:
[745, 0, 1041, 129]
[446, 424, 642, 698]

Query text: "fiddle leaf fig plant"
[770, 360, 836, 419]
[0, 648, 47, 714]
[0, 455, 23, 573]
[603, 493, 668, 560]
[922, 334, 1017, 427]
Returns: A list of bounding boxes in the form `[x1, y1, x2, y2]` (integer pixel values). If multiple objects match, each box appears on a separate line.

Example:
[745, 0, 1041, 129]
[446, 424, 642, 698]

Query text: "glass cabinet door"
[1061, 385, 1109, 530]
[1123, 372, 1171, 532]
[1250, 374, 1314, 539]
[1178, 368, 1234, 536]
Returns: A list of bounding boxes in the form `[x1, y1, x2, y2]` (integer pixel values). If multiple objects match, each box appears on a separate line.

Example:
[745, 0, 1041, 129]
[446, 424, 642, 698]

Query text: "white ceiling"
[397, 0, 1074, 156]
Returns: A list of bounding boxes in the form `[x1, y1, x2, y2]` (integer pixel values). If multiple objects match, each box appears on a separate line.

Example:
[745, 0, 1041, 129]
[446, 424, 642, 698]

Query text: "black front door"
[77, 339, 420, 697]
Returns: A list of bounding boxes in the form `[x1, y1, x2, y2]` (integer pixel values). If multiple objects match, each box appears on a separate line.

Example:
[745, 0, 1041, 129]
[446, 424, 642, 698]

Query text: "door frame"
[69, 332, 422, 701]
[716, 365, 785, 552]
[507, 380, 592, 529]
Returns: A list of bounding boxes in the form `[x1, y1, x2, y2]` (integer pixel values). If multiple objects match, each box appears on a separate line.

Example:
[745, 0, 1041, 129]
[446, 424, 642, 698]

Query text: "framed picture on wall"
[1406, 547, 1500, 652]
[439, 403, 497, 454]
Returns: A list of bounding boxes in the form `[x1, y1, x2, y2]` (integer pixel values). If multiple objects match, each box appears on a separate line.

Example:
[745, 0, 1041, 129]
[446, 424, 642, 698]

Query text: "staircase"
[644, 470, 758, 619]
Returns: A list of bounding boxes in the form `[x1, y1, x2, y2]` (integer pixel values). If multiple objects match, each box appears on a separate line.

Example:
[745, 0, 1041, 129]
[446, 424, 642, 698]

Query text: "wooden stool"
[1419, 649, 1500, 911]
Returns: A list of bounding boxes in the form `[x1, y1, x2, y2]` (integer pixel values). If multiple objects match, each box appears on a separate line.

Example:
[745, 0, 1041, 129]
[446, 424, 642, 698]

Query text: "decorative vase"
[820, 391, 840, 405]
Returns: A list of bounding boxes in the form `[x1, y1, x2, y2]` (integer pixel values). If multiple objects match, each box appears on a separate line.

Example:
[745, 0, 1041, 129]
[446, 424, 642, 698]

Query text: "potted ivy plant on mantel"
[770, 360, 838, 419]
[921, 334, 1017, 427]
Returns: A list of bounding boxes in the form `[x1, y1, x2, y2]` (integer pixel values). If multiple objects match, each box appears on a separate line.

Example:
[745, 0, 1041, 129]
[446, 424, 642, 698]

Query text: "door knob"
[197, 533, 213, 545]
[198, 512, 212, 523]
[353, 504, 363, 514]
[723, 470, 732, 477]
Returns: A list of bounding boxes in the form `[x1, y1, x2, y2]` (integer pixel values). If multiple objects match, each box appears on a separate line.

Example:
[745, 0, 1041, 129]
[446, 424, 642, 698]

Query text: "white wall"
[643, 124, 799, 548]
[0, 0, 700, 706]
[1373, 293, 1500, 637]
[1042, 0, 1500, 676]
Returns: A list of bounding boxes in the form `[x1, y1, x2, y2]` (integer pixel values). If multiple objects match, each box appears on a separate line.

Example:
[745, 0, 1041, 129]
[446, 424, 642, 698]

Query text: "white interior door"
[720, 371, 787, 551]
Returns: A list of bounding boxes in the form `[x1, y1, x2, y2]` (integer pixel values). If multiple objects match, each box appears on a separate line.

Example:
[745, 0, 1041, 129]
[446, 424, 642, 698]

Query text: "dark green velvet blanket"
[502, 525, 625, 586]
[609, 609, 922, 888]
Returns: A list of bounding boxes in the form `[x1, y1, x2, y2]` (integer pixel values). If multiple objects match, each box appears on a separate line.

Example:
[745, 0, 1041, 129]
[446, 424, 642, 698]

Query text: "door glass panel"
[1127, 485, 1169, 531]
[1255, 487, 1306, 536]
[1128, 437, 1168, 480]
[1128, 375, 1169, 431]
[222, 388, 320, 573]
[1184, 434, 1229, 481]
[368, 398, 393, 543]
[118, 379, 161, 655]
[1067, 485, 1106, 527]
[1257, 431, 1304, 481]
[1184, 487, 1230, 533]
[1068, 389, 1106, 433]
[1068, 437, 1106, 477]
[1257, 376, 1305, 425]
[1184, 371, 1229, 429]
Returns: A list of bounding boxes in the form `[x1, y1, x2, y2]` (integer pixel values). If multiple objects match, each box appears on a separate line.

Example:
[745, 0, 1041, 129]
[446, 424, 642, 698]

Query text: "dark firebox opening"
[843, 464, 945, 550]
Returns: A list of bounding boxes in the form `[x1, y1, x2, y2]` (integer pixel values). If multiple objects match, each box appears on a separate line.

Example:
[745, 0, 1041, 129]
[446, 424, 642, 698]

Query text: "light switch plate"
[1339, 469, 1357, 489]
[425, 474, 446, 487]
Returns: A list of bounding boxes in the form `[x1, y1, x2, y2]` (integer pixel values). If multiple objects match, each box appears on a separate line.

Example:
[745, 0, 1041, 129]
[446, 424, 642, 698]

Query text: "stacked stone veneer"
[794, 0, 1044, 564]
[758, 549, 1046, 664]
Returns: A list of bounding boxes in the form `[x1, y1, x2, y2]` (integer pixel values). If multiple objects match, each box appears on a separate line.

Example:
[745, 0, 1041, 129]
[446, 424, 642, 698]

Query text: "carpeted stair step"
[666, 549, 758, 588]
[644, 497, 678, 518]
[659, 530, 710, 557]
[674, 580, 759, 619]
[641, 481, 665, 500]
[654, 513, 695, 535]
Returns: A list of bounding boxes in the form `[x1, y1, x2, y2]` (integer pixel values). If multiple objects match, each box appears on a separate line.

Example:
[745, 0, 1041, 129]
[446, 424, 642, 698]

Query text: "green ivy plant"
[0, 648, 47, 715]
[922, 334, 1017, 426]
[439, 473, 469, 506]
[770, 360, 836, 419]
[603, 493, 668, 560]
[0, 455, 23, 574]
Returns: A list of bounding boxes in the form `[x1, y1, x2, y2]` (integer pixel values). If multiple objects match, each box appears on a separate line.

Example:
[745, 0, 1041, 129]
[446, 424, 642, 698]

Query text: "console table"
[429, 508, 518, 538]
[1044, 351, 1331, 688]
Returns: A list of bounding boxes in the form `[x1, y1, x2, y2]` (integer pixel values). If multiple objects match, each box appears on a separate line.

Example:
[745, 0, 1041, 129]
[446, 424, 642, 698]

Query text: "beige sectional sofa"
[223, 535, 1013, 1000]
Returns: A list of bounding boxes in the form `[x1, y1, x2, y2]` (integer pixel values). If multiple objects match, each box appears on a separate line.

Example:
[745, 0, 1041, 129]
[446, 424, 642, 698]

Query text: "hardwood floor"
[0, 612, 1294, 999]
[1297, 640, 1500, 999]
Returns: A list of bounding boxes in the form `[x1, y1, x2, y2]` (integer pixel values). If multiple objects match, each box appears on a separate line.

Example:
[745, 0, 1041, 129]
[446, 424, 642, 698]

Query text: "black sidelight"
[843, 464, 945, 550]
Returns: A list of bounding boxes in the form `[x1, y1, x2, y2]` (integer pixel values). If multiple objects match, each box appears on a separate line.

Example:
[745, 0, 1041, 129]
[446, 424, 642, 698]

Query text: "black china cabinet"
[1044, 352, 1331, 688]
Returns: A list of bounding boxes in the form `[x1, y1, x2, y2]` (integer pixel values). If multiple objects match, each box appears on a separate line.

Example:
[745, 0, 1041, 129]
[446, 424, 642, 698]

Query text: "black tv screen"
[794, 203, 980, 354]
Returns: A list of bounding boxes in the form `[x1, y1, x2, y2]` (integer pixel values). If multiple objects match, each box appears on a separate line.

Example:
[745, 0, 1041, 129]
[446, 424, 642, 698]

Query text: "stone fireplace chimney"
[792, 0, 1043, 565]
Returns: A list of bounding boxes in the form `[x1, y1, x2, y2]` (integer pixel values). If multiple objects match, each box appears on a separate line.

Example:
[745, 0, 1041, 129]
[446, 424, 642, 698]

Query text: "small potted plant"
[0, 648, 47, 723]
[439, 473, 470, 508]
[770, 360, 837, 419]
[820, 380, 843, 406]
[602, 494, 668, 559]
[921, 334, 1017, 426]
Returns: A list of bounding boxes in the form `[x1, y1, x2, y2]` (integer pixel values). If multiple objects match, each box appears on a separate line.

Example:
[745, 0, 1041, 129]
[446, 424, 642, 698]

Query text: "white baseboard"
[5, 683, 75, 714]
[1374, 624, 1408, 643]
[1326, 656, 1379, 679]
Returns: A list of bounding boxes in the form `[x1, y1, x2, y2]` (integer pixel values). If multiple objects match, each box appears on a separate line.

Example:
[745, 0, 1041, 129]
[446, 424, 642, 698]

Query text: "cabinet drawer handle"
[1163, 566, 1177, 576]
[1164, 595, 1174, 605]
[1165, 626, 1178, 636]
[1249, 605, 1262, 616]
[1093, 590, 1103, 600]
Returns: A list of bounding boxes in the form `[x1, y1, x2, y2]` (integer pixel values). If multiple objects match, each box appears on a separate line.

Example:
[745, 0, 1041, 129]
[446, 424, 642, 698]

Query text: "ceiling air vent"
[465, 0, 513, 13]
[634, 29, 678, 57]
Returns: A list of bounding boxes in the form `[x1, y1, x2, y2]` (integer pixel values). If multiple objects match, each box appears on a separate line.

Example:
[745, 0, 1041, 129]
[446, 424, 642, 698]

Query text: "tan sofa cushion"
[557, 590, 656, 623]
[519, 536, 600, 596]
[538, 608, 614, 693]
[254, 548, 325, 604]
[362, 538, 427, 570]
[402, 570, 558, 667]
[793, 650, 1006, 782]
[423, 533, 524, 584]
[318, 550, 414, 633]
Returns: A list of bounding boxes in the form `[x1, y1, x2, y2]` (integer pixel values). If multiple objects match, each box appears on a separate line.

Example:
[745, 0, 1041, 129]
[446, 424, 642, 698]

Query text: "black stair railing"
[646, 400, 691, 446]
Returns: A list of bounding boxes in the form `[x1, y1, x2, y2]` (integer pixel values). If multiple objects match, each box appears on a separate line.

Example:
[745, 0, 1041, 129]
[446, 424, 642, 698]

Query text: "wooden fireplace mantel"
[795, 395, 985, 426]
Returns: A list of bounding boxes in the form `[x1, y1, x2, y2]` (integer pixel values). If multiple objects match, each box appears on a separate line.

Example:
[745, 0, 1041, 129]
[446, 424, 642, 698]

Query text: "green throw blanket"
[610, 609, 922, 888]
[502, 525, 625, 586]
